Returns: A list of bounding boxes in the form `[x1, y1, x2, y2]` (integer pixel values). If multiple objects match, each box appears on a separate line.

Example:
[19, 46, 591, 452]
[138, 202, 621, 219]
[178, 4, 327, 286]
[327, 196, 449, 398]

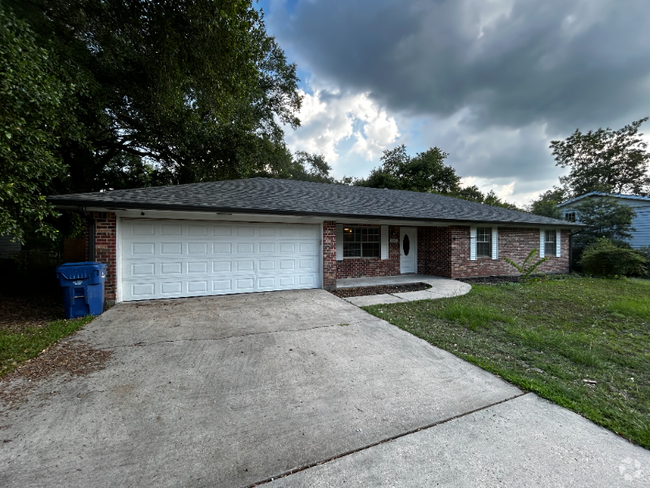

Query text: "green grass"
[363, 276, 650, 449]
[1, 316, 94, 377]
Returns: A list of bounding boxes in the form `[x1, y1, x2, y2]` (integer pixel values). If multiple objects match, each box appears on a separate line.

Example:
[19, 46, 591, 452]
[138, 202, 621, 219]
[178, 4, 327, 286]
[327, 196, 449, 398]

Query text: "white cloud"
[283, 85, 400, 170]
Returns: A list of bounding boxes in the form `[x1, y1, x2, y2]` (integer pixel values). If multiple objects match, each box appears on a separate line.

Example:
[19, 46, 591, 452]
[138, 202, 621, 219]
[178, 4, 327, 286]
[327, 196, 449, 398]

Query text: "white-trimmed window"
[564, 212, 576, 222]
[343, 226, 380, 258]
[476, 227, 492, 257]
[545, 230, 557, 257]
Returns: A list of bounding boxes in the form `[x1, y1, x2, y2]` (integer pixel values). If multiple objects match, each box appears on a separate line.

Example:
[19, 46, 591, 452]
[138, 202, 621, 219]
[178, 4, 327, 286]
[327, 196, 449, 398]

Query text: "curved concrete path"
[340, 275, 472, 307]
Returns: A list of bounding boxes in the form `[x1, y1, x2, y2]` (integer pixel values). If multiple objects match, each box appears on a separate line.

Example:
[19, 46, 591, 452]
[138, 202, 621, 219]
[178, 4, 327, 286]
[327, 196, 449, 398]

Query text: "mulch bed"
[330, 282, 431, 298]
[0, 340, 114, 408]
[0, 294, 64, 332]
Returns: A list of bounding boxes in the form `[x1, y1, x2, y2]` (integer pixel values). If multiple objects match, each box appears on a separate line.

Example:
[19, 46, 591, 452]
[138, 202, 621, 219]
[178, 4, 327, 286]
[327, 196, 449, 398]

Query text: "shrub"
[579, 238, 647, 277]
[637, 246, 650, 278]
[503, 248, 548, 282]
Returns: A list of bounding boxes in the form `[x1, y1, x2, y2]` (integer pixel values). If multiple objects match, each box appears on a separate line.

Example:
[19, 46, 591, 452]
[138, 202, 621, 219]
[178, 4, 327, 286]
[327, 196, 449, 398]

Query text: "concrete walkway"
[338, 274, 472, 306]
[1, 289, 648, 487]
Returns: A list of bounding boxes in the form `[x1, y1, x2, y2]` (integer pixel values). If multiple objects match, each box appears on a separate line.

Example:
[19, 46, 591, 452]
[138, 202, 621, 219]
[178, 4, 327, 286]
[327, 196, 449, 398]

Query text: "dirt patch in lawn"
[0, 294, 64, 333]
[330, 282, 431, 298]
[0, 340, 114, 408]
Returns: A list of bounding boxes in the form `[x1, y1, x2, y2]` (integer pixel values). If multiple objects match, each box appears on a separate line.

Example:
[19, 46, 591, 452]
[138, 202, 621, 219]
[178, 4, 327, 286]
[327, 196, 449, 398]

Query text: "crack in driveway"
[248, 392, 531, 487]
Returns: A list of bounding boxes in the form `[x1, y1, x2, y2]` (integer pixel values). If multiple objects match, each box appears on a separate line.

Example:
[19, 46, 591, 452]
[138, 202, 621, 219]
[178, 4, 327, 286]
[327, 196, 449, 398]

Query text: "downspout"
[569, 228, 585, 273]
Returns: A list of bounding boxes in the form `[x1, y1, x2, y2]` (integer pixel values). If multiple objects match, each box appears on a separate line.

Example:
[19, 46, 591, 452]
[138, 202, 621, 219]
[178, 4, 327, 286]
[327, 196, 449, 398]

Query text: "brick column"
[93, 212, 117, 303]
[322, 221, 337, 290]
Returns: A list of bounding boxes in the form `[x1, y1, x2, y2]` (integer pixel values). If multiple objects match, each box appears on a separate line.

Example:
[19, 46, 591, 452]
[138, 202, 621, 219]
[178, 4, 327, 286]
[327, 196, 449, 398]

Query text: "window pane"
[344, 243, 361, 257]
[545, 242, 556, 257]
[477, 242, 491, 257]
[545, 230, 556, 243]
[343, 227, 354, 242]
[367, 227, 379, 242]
[477, 227, 491, 243]
[362, 242, 380, 257]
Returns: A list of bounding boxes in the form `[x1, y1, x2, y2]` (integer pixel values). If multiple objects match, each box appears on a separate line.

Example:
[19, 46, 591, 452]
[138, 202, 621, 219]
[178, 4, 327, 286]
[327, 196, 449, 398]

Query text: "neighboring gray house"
[558, 192, 650, 249]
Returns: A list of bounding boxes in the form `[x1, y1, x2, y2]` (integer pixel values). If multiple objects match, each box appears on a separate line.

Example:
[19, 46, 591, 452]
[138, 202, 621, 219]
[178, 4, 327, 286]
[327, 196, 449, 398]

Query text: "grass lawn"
[363, 276, 650, 449]
[1, 294, 94, 378]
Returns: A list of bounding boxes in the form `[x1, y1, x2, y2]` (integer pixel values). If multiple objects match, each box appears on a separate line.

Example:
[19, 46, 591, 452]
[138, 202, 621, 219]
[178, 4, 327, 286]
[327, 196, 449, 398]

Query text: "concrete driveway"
[1, 289, 648, 487]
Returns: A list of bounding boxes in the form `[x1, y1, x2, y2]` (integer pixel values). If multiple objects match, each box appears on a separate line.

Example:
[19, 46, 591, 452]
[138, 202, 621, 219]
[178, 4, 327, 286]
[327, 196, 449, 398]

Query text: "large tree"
[528, 188, 566, 220]
[572, 197, 636, 248]
[0, 5, 73, 242]
[10, 0, 302, 193]
[551, 118, 650, 197]
[357, 145, 461, 194]
[358, 145, 520, 210]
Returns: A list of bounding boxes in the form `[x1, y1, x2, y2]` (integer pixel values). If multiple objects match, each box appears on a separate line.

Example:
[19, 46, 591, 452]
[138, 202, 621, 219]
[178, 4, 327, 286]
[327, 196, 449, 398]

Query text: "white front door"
[400, 227, 417, 274]
[120, 219, 321, 301]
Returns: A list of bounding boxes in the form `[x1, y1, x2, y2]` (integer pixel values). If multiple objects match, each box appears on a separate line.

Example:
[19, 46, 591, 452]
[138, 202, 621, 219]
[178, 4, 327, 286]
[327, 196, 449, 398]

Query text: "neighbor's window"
[545, 230, 557, 257]
[476, 227, 492, 258]
[565, 212, 576, 222]
[343, 226, 380, 258]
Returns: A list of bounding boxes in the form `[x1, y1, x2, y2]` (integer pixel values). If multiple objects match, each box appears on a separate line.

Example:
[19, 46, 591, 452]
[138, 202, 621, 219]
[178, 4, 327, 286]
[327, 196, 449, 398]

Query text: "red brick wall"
[92, 212, 117, 301]
[450, 226, 570, 278]
[418, 226, 452, 277]
[335, 225, 401, 279]
[322, 221, 337, 290]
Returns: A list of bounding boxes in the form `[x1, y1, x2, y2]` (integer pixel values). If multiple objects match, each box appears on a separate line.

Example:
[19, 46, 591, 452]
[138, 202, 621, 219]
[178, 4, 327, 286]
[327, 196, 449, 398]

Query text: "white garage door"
[120, 219, 321, 301]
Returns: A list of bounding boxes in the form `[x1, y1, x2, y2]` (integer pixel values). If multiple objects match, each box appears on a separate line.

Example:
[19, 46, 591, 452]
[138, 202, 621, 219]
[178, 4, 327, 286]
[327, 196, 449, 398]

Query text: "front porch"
[335, 274, 472, 306]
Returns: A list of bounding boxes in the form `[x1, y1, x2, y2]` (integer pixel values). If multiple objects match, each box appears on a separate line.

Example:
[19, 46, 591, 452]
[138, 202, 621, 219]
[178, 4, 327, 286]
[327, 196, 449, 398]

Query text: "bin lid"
[56, 262, 107, 280]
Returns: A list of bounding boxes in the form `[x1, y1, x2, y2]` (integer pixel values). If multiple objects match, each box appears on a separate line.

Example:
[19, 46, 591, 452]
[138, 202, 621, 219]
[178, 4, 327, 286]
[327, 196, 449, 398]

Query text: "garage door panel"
[188, 224, 208, 236]
[236, 243, 255, 254]
[161, 282, 182, 295]
[161, 242, 182, 255]
[212, 227, 232, 236]
[162, 262, 183, 274]
[258, 243, 275, 253]
[213, 243, 232, 254]
[161, 223, 182, 235]
[212, 261, 232, 273]
[187, 262, 208, 273]
[121, 220, 321, 301]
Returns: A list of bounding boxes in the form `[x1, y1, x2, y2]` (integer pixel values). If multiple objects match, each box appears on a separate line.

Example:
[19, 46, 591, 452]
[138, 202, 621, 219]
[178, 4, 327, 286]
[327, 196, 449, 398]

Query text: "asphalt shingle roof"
[49, 178, 572, 226]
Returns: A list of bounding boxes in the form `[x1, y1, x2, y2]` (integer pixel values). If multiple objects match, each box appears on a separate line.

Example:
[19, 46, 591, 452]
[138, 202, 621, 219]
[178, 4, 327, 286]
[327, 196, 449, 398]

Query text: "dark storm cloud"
[271, 0, 650, 133]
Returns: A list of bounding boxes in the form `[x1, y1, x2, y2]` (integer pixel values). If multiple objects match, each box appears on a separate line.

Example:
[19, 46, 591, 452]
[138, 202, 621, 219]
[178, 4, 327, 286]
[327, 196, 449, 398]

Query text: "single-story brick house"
[49, 178, 574, 303]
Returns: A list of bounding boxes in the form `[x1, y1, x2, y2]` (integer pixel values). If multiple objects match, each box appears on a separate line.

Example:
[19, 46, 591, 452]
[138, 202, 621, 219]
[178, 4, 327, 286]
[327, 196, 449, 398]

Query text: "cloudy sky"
[258, 0, 650, 206]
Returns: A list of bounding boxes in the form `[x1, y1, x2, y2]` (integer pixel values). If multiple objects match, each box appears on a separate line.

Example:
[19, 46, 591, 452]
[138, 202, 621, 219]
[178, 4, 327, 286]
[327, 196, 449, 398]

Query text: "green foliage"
[528, 188, 566, 219]
[256, 150, 339, 184]
[636, 246, 650, 277]
[8, 0, 302, 193]
[357, 145, 460, 193]
[503, 249, 549, 281]
[551, 118, 650, 197]
[357, 144, 520, 209]
[572, 197, 636, 248]
[0, 4, 74, 243]
[579, 238, 646, 277]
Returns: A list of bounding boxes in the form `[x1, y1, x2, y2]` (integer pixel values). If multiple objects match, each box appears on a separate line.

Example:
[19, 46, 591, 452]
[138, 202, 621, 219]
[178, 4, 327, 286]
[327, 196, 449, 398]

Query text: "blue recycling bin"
[56, 262, 107, 319]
